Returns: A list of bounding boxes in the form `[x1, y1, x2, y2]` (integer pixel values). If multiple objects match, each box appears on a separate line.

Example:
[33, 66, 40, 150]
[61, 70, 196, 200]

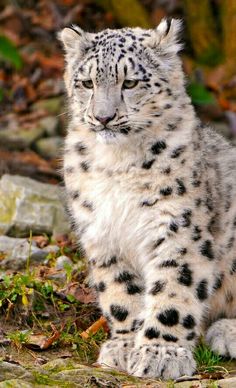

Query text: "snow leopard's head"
[59, 19, 185, 144]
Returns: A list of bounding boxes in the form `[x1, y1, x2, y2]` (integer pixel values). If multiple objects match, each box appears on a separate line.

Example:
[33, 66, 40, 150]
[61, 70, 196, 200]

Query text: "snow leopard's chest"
[79, 169, 155, 240]
[72, 168, 185, 265]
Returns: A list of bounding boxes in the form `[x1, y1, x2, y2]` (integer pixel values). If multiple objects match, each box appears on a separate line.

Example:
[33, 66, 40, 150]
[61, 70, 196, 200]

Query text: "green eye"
[82, 80, 93, 89]
[123, 80, 139, 89]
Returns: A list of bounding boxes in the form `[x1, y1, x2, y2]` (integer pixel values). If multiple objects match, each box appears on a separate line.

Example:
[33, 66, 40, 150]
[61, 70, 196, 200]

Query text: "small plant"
[0, 273, 34, 307]
[7, 330, 31, 350]
[167, 382, 175, 388]
[207, 382, 220, 388]
[194, 342, 222, 372]
[63, 262, 73, 283]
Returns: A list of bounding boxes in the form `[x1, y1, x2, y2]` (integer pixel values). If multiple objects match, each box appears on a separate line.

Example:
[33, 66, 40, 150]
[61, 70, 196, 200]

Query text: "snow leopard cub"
[59, 19, 236, 380]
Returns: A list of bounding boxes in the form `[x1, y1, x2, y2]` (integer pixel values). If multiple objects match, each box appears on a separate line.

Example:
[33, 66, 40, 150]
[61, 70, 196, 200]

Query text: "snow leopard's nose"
[95, 113, 116, 126]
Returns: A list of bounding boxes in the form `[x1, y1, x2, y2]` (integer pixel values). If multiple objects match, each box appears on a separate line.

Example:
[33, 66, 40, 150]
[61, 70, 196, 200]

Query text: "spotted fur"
[59, 18, 236, 380]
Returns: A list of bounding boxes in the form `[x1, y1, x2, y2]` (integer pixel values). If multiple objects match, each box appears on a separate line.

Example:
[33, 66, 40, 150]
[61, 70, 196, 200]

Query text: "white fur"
[60, 19, 236, 380]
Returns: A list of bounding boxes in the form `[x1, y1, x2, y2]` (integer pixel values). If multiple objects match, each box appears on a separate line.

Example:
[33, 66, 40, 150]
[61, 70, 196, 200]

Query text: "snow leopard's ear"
[58, 26, 93, 96]
[146, 18, 183, 57]
[58, 26, 92, 57]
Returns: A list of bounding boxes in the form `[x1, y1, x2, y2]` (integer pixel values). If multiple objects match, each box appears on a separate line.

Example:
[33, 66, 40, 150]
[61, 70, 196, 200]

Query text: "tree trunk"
[221, 0, 236, 77]
[96, 0, 151, 28]
[183, 0, 221, 66]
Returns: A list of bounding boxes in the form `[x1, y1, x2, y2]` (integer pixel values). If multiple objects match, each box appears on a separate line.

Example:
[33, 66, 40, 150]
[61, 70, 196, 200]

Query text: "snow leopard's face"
[60, 19, 183, 144]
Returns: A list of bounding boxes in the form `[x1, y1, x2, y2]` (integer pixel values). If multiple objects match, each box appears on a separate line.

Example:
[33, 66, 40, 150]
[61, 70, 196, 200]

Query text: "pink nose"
[95, 113, 116, 126]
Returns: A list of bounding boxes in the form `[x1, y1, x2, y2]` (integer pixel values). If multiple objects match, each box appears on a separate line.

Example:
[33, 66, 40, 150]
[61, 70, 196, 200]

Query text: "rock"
[0, 362, 32, 382]
[32, 97, 63, 115]
[0, 380, 34, 388]
[0, 236, 48, 270]
[42, 245, 60, 254]
[38, 116, 59, 136]
[0, 174, 70, 237]
[45, 270, 67, 284]
[0, 329, 11, 346]
[0, 126, 45, 150]
[42, 358, 77, 371]
[215, 377, 236, 387]
[175, 377, 236, 387]
[55, 255, 73, 270]
[35, 137, 63, 159]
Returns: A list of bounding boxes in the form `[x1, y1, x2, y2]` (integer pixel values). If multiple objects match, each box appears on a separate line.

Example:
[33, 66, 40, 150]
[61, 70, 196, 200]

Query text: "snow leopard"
[59, 19, 236, 380]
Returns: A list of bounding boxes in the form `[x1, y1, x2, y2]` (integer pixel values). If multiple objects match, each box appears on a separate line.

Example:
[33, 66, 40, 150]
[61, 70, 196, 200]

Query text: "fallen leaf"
[0, 149, 59, 178]
[60, 282, 97, 304]
[32, 235, 49, 248]
[25, 324, 61, 350]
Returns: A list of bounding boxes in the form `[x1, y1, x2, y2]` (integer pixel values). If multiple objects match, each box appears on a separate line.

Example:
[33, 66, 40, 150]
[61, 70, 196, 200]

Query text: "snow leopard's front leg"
[127, 236, 215, 379]
[90, 255, 144, 371]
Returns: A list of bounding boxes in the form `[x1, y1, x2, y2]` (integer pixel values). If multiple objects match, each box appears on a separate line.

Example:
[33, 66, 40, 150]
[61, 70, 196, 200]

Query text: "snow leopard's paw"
[206, 319, 236, 358]
[98, 338, 134, 371]
[127, 344, 196, 379]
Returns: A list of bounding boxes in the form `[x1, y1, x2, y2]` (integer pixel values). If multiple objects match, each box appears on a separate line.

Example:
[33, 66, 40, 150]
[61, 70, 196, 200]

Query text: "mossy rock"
[0, 174, 70, 237]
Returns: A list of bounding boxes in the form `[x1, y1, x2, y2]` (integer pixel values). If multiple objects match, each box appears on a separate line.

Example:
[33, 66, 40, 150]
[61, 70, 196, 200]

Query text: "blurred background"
[0, 0, 236, 184]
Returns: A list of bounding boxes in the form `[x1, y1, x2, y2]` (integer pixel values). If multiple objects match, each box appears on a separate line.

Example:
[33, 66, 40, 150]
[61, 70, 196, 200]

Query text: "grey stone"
[215, 377, 236, 387]
[45, 270, 67, 284]
[0, 380, 34, 388]
[175, 377, 236, 387]
[55, 255, 73, 270]
[35, 136, 63, 159]
[0, 362, 32, 382]
[32, 97, 63, 115]
[0, 236, 48, 269]
[38, 116, 59, 136]
[0, 126, 45, 150]
[42, 245, 60, 254]
[0, 174, 70, 237]
[42, 358, 77, 371]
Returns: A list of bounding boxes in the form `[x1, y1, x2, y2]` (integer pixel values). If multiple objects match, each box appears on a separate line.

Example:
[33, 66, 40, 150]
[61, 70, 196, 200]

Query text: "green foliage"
[0, 35, 22, 69]
[66, 294, 76, 303]
[194, 342, 222, 371]
[63, 262, 73, 283]
[7, 330, 31, 348]
[166, 382, 175, 388]
[187, 82, 215, 105]
[0, 273, 34, 307]
[0, 271, 56, 313]
[197, 47, 224, 67]
[61, 326, 107, 362]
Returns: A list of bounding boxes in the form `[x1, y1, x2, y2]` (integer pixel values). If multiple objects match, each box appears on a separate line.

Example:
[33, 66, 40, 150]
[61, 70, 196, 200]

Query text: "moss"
[42, 359, 77, 373]
[0, 190, 18, 225]
[32, 98, 63, 115]
[33, 372, 67, 387]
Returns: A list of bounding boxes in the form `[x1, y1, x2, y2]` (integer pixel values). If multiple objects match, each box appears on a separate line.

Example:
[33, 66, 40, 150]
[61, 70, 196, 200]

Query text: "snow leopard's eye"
[82, 80, 93, 89]
[122, 80, 139, 89]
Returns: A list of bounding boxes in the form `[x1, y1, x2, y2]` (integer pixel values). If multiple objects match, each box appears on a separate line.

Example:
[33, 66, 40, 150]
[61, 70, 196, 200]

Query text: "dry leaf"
[25, 325, 61, 350]
[61, 283, 97, 304]
[32, 235, 49, 248]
